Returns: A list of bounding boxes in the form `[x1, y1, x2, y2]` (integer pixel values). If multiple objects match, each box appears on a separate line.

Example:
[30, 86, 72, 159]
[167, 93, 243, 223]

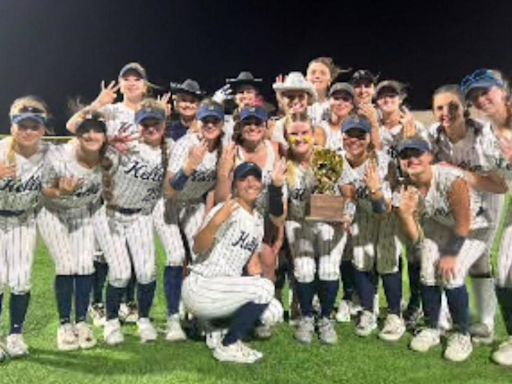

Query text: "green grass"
[1, 242, 512, 384]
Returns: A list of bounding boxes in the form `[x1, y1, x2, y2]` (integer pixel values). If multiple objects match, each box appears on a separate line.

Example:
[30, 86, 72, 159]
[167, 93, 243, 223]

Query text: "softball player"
[462, 68, 512, 365]
[284, 114, 346, 344]
[182, 161, 285, 363]
[338, 116, 405, 341]
[0, 97, 49, 361]
[428, 84, 507, 344]
[396, 137, 497, 362]
[38, 109, 108, 351]
[94, 99, 169, 345]
[167, 79, 204, 141]
[158, 100, 225, 341]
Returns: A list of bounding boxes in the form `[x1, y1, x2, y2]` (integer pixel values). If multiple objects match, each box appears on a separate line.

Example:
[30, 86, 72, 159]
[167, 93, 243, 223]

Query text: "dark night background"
[0, 0, 511, 134]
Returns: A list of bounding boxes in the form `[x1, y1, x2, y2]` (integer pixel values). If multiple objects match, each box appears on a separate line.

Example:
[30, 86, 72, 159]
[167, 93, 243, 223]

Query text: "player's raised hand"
[157, 92, 172, 117]
[58, 177, 83, 196]
[0, 162, 16, 180]
[109, 133, 140, 154]
[184, 140, 208, 175]
[399, 106, 417, 138]
[397, 185, 419, 217]
[212, 194, 239, 226]
[364, 159, 381, 193]
[357, 103, 379, 126]
[93, 80, 119, 109]
[271, 157, 287, 187]
[218, 143, 236, 176]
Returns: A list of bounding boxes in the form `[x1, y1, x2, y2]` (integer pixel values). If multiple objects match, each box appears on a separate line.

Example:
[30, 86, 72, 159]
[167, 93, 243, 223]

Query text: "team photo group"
[2, 57, 512, 366]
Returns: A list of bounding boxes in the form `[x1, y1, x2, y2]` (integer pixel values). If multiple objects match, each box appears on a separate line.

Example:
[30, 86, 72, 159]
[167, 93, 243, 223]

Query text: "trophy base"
[305, 194, 345, 222]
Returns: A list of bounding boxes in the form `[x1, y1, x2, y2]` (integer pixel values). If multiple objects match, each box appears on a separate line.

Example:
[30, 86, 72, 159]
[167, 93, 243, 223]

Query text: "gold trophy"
[305, 148, 345, 222]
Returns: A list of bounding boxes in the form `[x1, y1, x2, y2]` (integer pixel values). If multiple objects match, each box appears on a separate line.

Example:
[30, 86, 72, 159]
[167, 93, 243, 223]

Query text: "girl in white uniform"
[0, 97, 50, 361]
[94, 100, 170, 345]
[39, 109, 109, 352]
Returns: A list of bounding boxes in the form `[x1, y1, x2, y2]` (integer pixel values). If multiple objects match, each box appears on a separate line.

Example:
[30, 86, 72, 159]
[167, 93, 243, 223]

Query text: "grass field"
[1, 241, 511, 384]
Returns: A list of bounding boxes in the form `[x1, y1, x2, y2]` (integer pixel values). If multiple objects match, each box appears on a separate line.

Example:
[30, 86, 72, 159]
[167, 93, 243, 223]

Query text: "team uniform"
[38, 141, 103, 351]
[318, 120, 343, 154]
[93, 139, 168, 344]
[0, 138, 48, 358]
[286, 162, 346, 344]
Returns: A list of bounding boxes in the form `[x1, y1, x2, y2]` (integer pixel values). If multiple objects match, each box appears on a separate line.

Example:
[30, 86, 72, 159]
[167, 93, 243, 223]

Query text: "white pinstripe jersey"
[41, 142, 103, 211]
[338, 151, 392, 214]
[318, 121, 343, 155]
[380, 121, 427, 155]
[309, 100, 330, 127]
[101, 102, 137, 138]
[0, 138, 49, 211]
[286, 162, 316, 221]
[428, 120, 503, 229]
[108, 140, 172, 211]
[190, 202, 264, 278]
[168, 133, 218, 201]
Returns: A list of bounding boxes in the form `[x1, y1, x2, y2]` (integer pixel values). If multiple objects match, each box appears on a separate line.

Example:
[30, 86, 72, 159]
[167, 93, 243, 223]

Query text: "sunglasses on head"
[344, 129, 367, 140]
[283, 93, 306, 101]
[398, 148, 426, 160]
[202, 117, 221, 125]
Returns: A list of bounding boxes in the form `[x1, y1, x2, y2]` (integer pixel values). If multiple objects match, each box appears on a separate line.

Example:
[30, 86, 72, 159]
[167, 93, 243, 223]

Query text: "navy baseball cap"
[461, 69, 506, 98]
[341, 117, 371, 134]
[119, 62, 147, 80]
[350, 70, 378, 86]
[11, 112, 47, 126]
[233, 162, 262, 181]
[135, 107, 166, 125]
[397, 138, 431, 155]
[239, 107, 268, 123]
[197, 103, 224, 121]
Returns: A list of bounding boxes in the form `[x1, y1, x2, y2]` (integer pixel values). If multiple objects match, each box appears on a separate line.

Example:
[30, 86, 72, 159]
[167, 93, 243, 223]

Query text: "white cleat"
[104, 318, 124, 346]
[492, 337, 512, 366]
[469, 323, 494, 345]
[137, 318, 157, 343]
[89, 303, 106, 327]
[444, 333, 473, 362]
[75, 322, 97, 349]
[165, 314, 187, 342]
[335, 300, 352, 323]
[57, 323, 79, 352]
[355, 310, 377, 337]
[206, 328, 228, 350]
[213, 340, 262, 364]
[379, 314, 406, 342]
[294, 316, 315, 344]
[6, 334, 29, 358]
[410, 328, 441, 352]
[318, 317, 338, 345]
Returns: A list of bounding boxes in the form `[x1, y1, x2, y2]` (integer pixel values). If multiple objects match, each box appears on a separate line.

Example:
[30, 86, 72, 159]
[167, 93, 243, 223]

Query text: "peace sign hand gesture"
[184, 140, 208, 175]
[272, 157, 288, 187]
[211, 194, 240, 226]
[157, 92, 172, 117]
[218, 143, 236, 177]
[93, 80, 120, 109]
[397, 185, 419, 217]
[364, 159, 381, 193]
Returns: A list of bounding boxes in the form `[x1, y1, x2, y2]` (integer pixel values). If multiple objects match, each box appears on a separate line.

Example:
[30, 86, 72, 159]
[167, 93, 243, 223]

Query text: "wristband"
[268, 184, 284, 217]
[170, 169, 190, 191]
[442, 234, 466, 257]
[343, 200, 356, 220]
[371, 198, 387, 214]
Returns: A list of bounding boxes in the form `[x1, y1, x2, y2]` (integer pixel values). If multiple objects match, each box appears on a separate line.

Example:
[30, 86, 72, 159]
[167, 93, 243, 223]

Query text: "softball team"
[2, 62, 512, 367]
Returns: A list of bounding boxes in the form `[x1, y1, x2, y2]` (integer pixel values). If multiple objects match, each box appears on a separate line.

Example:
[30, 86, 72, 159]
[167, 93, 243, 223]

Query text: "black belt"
[0, 209, 25, 217]
[108, 206, 142, 215]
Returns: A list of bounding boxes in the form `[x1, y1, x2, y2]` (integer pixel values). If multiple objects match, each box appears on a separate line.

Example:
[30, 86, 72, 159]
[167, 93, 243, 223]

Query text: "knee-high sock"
[496, 286, 512, 335]
[137, 281, 156, 319]
[106, 284, 125, 320]
[295, 282, 316, 318]
[319, 280, 339, 318]
[164, 266, 183, 316]
[421, 284, 441, 329]
[382, 271, 402, 315]
[9, 293, 31, 334]
[353, 269, 376, 312]
[222, 302, 268, 346]
[407, 261, 421, 310]
[75, 274, 93, 323]
[445, 285, 469, 334]
[55, 275, 74, 324]
[92, 261, 108, 305]
[472, 277, 497, 330]
[124, 268, 136, 303]
[340, 260, 355, 301]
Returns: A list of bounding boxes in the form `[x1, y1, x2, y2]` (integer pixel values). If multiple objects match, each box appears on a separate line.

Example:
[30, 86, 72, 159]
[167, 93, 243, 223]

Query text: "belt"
[0, 209, 25, 217]
[107, 205, 142, 215]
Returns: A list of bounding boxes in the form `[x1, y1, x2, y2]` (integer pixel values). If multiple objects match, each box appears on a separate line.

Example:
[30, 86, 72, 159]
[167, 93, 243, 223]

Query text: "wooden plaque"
[305, 194, 345, 222]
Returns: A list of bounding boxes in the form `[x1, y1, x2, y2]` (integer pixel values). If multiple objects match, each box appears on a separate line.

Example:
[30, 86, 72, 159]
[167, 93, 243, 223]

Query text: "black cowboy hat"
[170, 79, 205, 99]
[226, 71, 263, 91]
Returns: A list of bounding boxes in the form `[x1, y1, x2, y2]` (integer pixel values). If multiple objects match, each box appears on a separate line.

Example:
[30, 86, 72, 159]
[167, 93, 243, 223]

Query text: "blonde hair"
[8, 96, 49, 170]
[283, 113, 314, 187]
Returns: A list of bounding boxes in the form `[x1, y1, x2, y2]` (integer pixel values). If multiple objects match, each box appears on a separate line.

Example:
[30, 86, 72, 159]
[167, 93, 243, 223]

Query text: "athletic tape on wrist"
[170, 169, 190, 191]
[371, 198, 387, 214]
[442, 235, 466, 257]
[268, 184, 284, 217]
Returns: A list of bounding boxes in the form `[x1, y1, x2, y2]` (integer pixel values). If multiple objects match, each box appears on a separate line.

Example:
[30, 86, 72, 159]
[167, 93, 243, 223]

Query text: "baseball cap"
[239, 107, 268, 123]
[76, 118, 107, 136]
[11, 111, 47, 126]
[328, 82, 355, 98]
[135, 106, 166, 125]
[197, 103, 225, 121]
[341, 117, 371, 134]
[375, 80, 404, 98]
[461, 69, 506, 99]
[397, 138, 431, 155]
[119, 62, 147, 80]
[350, 70, 378, 86]
[233, 162, 262, 181]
